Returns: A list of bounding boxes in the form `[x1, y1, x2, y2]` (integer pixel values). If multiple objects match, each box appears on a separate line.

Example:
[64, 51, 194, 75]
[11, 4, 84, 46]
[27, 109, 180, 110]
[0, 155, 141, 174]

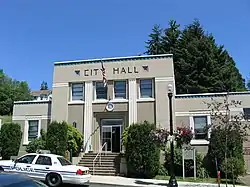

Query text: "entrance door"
[101, 119, 123, 153]
[102, 126, 112, 152]
[111, 126, 121, 153]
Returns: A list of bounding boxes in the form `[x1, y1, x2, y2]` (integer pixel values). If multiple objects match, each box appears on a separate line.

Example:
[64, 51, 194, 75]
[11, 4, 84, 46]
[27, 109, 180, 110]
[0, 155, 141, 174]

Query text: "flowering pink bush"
[151, 126, 193, 149]
[175, 127, 193, 148]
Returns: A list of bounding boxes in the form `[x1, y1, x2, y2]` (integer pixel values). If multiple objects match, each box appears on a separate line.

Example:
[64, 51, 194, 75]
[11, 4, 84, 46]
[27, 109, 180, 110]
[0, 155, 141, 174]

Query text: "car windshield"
[57, 157, 72, 166]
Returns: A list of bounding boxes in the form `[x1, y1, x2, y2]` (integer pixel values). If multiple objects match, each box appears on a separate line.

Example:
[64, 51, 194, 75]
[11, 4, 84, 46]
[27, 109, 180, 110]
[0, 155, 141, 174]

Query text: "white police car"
[0, 152, 91, 187]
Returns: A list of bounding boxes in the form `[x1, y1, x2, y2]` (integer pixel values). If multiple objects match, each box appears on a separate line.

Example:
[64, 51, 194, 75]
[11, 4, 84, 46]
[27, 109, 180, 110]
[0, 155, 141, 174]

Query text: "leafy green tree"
[145, 19, 246, 94]
[40, 81, 48, 90]
[46, 121, 68, 156]
[0, 122, 22, 159]
[0, 69, 32, 115]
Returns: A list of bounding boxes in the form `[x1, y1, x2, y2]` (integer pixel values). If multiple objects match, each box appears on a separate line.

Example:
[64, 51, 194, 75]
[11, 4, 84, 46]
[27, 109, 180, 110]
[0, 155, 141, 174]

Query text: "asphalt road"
[60, 183, 130, 187]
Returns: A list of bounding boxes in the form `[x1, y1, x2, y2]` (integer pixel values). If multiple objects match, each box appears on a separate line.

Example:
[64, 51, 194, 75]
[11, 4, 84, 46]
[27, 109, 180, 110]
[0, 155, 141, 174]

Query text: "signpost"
[182, 145, 196, 180]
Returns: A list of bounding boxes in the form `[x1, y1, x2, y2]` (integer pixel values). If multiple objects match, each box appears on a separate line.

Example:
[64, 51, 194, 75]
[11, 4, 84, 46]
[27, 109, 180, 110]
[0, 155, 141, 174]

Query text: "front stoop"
[77, 153, 121, 176]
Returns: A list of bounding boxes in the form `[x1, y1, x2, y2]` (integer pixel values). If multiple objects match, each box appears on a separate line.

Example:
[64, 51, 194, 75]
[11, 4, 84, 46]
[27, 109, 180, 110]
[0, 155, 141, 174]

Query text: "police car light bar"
[36, 149, 51, 154]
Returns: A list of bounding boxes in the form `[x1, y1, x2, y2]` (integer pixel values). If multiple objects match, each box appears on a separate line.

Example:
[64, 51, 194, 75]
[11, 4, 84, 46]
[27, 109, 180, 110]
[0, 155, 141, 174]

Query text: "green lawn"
[0, 115, 12, 123]
[154, 175, 246, 186]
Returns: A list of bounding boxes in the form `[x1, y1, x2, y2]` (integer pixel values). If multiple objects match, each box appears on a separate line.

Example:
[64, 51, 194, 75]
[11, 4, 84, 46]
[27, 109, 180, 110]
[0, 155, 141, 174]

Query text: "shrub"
[67, 125, 83, 156]
[165, 147, 208, 178]
[0, 122, 22, 159]
[221, 157, 245, 180]
[123, 121, 160, 178]
[26, 129, 47, 153]
[46, 121, 68, 156]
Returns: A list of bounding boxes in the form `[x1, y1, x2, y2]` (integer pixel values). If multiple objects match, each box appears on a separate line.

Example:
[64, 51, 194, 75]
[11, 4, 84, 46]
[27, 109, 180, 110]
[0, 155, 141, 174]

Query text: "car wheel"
[45, 173, 62, 187]
[0, 167, 4, 172]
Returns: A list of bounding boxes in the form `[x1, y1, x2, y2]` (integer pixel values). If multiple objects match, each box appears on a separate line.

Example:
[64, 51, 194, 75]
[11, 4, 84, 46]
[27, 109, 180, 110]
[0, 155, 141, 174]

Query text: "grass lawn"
[0, 115, 12, 123]
[154, 175, 246, 185]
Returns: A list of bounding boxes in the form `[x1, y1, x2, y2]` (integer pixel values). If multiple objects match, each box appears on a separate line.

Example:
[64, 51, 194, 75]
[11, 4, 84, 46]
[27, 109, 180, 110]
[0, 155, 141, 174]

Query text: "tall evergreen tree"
[40, 81, 48, 90]
[145, 25, 164, 55]
[145, 19, 246, 94]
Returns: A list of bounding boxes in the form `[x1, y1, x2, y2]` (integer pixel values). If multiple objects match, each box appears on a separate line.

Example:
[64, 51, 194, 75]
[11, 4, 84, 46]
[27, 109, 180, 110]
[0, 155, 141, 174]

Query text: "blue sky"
[0, 0, 250, 90]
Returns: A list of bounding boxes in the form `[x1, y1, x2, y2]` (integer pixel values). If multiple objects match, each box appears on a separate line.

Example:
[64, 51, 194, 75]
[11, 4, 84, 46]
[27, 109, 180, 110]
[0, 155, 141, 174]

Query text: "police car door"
[11, 154, 37, 175]
[33, 155, 53, 181]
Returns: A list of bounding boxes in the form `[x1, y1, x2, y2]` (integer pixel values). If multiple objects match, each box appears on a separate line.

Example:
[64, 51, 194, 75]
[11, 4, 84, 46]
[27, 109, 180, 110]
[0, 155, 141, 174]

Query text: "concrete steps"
[78, 152, 121, 176]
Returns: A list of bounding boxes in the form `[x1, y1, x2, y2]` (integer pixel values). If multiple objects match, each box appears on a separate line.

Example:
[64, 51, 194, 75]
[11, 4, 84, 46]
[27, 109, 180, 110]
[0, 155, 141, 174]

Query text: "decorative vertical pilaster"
[128, 79, 137, 125]
[83, 81, 93, 153]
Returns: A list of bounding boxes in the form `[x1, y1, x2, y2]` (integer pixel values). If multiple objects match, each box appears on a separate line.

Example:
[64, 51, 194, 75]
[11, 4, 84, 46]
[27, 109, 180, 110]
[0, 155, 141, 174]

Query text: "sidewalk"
[90, 175, 246, 187]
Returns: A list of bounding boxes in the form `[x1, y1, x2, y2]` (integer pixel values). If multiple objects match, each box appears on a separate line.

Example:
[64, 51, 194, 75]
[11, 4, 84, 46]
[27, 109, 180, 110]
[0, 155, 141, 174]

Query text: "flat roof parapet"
[54, 54, 173, 66]
[14, 100, 52, 105]
[175, 91, 250, 99]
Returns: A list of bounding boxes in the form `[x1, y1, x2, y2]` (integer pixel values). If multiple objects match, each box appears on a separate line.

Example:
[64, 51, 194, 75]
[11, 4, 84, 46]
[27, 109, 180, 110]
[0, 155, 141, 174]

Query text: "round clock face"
[106, 102, 114, 111]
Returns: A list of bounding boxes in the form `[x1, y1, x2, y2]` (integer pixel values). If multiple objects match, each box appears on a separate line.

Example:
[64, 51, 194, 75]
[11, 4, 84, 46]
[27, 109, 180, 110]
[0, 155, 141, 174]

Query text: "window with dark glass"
[72, 83, 84, 101]
[114, 80, 126, 99]
[243, 108, 250, 120]
[139, 79, 153, 98]
[95, 81, 107, 99]
[17, 155, 37, 164]
[57, 157, 72, 166]
[35, 155, 52, 166]
[28, 120, 39, 141]
[193, 116, 208, 140]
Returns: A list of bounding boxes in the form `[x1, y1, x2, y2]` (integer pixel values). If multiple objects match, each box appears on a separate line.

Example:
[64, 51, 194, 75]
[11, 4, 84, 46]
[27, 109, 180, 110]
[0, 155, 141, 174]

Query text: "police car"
[0, 151, 91, 187]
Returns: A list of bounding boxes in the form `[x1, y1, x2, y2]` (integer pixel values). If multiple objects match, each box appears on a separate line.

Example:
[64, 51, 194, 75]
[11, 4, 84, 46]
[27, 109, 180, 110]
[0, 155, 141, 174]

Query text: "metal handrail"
[92, 142, 107, 175]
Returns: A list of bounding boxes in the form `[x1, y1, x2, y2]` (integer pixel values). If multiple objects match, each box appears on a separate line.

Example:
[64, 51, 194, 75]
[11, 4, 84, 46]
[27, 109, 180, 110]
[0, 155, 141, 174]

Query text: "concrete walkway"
[90, 176, 246, 187]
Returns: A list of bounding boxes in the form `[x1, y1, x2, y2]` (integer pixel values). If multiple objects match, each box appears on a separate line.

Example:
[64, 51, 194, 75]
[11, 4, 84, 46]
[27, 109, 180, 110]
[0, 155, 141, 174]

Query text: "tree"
[67, 125, 84, 156]
[40, 81, 48, 90]
[145, 25, 165, 55]
[46, 121, 68, 156]
[0, 69, 32, 115]
[145, 19, 246, 94]
[0, 122, 22, 159]
[204, 94, 249, 182]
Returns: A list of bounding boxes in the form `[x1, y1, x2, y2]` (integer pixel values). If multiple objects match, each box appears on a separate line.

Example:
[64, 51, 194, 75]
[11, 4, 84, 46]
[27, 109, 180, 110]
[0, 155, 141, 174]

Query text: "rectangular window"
[28, 120, 39, 141]
[243, 108, 250, 120]
[114, 80, 126, 99]
[95, 81, 107, 99]
[193, 116, 208, 140]
[140, 79, 153, 98]
[71, 83, 84, 101]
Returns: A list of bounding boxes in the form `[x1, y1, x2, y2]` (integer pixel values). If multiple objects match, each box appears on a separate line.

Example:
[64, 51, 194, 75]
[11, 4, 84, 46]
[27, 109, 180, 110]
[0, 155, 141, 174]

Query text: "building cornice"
[54, 54, 173, 66]
[14, 100, 52, 105]
[175, 91, 250, 99]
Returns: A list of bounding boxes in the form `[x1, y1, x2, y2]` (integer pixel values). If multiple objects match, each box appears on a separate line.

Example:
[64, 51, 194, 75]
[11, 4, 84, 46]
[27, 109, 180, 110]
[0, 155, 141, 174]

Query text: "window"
[40, 94, 48, 100]
[57, 157, 72, 166]
[28, 120, 39, 141]
[71, 83, 84, 101]
[16, 155, 37, 164]
[95, 81, 107, 99]
[114, 80, 126, 99]
[35, 156, 52, 166]
[139, 79, 153, 98]
[243, 108, 250, 120]
[193, 116, 208, 140]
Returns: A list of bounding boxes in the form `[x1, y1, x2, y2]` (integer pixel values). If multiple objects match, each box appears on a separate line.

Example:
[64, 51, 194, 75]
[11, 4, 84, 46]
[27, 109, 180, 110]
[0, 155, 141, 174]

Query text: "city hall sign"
[83, 66, 139, 76]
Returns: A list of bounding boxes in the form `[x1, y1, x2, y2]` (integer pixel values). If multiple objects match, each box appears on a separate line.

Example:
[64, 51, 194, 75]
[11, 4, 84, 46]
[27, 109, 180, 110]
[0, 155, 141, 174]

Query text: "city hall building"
[11, 54, 250, 171]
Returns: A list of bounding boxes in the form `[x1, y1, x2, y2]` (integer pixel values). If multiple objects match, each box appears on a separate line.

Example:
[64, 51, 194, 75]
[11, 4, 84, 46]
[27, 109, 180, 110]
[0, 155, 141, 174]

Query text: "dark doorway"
[112, 126, 121, 153]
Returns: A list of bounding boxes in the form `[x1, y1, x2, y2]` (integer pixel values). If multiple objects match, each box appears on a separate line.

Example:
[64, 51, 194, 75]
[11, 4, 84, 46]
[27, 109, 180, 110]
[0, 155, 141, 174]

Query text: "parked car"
[0, 172, 48, 187]
[0, 152, 91, 187]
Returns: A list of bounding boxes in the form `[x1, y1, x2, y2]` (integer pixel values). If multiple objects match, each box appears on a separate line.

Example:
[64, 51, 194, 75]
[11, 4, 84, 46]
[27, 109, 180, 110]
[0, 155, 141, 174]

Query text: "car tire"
[0, 167, 4, 172]
[45, 173, 62, 187]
